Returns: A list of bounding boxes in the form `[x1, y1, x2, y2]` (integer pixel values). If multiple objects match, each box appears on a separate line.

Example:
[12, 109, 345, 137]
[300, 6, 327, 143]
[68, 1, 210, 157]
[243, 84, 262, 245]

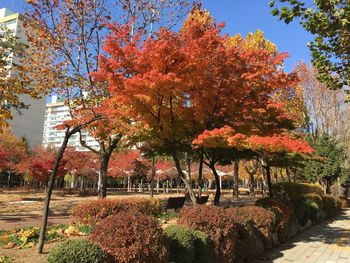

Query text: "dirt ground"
[0, 189, 186, 230]
[0, 237, 89, 263]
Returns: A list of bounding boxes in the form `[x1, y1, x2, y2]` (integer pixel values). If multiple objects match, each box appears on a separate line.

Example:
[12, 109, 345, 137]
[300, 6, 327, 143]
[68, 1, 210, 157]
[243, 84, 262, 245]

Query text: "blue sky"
[1, 0, 313, 72]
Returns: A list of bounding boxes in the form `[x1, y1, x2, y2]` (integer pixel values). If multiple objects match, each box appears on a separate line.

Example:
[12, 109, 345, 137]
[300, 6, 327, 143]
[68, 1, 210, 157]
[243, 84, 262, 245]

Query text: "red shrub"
[178, 205, 238, 263]
[91, 212, 168, 263]
[72, 198, 161, 224]
[227, 206, 276, 248]
[255, 197, 295, 242]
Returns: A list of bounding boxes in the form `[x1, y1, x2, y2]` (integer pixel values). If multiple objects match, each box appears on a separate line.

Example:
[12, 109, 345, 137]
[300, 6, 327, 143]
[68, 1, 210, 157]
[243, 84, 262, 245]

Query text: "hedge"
[72, 197, 161, 224]
[272, 182, 323, 202]
[255, 197, 297, 242]
[91, 212, 168, 263]
[178, 205, 239, 263]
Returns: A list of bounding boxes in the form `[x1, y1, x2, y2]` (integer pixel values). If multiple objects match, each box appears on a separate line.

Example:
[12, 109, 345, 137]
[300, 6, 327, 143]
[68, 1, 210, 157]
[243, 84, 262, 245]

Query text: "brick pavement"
[253, 209, 350, 263]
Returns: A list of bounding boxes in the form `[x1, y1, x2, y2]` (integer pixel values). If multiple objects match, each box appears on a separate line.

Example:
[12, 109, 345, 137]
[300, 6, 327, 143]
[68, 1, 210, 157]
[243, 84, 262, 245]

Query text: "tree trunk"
[198, 151, 204, 198]
[210, 164, 221, 206]
[244, 160, 258, 197]
[286, 167, 292, 182]
[265, 163, 273, 197]
[233, 160, 239, 198]
[37, 131, 70, 253]
[273, 167, 278, 183]
[171, 149, 197, 205]
[326, 180, 332, 194]
[150, 157, 155, 197]
[98, 154, 110, 198]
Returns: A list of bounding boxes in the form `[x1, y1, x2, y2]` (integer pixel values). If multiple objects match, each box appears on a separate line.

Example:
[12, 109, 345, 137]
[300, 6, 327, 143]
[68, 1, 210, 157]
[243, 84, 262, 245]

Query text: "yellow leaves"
[228, 30, 277, 52]
[182, 8, 214, 30]
[18, 229, 37, 244]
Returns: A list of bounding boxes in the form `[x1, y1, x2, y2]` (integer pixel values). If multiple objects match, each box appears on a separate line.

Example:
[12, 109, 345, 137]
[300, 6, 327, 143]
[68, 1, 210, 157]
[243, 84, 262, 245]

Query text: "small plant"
[0, 255, 13, 263]
[158, 211, 178, 222]
[165, 224, 210, 263]
[47, 239, 105, 263]
[91, 212, 168, 263]
[0, 224, 92, 249]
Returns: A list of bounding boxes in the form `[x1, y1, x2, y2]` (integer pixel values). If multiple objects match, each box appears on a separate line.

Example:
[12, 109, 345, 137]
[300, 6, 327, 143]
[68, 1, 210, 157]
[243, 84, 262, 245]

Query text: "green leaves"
[270, 0, 350, 90]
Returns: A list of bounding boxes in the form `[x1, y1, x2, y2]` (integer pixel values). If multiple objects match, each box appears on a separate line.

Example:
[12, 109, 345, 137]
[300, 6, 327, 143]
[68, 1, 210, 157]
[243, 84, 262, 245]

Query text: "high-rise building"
[43, 95, 100, 151]
[0, 8, 46, 146]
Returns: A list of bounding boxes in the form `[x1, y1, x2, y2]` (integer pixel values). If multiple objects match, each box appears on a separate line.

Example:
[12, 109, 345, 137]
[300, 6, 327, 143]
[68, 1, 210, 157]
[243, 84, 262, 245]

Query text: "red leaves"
[28, 148, 68, 184]
[193, 126, 314, 156]
[91, 212, 168, 263]
[246, 135, 314, 155]
[108, 150, 141, 177]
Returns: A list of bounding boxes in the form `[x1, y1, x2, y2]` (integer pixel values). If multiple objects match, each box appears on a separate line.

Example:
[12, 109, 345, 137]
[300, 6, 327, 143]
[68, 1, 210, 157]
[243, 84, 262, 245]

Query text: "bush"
[47, 239, 105, 263]
[227, 206, 276, 249]
[303, 193, 323, 209]
[192, 229, 211, 263]
[178, 205, 238, 263]
[322, 195, 344, 218]
[272, 182, 323, 202]
[338, 196, 349, 208]
[302, 193, 324, 223]
[256, 197, 296, 242]
[72, 197, 161, 224]
[91, 212, 168, 263]
[164, 225, 210, 263]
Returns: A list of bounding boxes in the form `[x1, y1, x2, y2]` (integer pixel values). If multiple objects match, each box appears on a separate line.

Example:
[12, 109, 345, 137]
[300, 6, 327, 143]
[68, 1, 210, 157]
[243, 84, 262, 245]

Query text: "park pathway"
[254, 209, 350, 263]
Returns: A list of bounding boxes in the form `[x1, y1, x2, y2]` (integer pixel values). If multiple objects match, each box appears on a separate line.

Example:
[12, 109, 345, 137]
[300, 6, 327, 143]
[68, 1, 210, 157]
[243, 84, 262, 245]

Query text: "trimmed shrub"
[272, 182, 323, 203]
[165, 224, 210, 263]
[256, 197, 296, 242]
[338, 196, 349, 208]
[303, 193, 324, 223]
[178, 205, 238, 263]
[303, 193, 323, 209]
[322, 195, 344, 218]
[192, 229, 211, 263]
[72, 197, 161, 224]
[47, 239, 105, 263]
[91, 212, 168, 263]
[227, 206, 276, 249]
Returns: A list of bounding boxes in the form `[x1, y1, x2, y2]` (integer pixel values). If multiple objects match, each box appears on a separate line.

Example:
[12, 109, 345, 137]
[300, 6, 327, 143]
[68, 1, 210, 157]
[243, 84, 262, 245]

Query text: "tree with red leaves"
[194, 126, 314, 199]
[28, 148, 68, 188]
[93, 8, 299, 204]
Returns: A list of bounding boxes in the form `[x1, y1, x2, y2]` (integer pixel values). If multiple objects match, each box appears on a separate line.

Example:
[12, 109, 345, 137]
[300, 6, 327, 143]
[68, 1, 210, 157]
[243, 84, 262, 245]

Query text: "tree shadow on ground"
[252, 210, 350, 262]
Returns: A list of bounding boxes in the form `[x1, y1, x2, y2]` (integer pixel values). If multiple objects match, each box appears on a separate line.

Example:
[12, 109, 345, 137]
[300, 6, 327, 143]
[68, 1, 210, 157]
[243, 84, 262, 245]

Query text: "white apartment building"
[43, 95, 100, 151]
[0, 8, 46, 146]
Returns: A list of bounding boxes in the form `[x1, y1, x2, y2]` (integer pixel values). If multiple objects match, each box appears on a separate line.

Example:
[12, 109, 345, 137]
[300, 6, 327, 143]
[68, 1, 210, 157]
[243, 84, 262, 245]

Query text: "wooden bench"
[196, 195, 209, 204]
[165, 197, 186, 211]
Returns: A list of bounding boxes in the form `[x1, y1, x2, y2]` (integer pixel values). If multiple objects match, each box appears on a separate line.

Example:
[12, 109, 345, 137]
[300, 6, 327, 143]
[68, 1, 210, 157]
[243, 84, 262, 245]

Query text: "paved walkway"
[254, 209, 350, 263]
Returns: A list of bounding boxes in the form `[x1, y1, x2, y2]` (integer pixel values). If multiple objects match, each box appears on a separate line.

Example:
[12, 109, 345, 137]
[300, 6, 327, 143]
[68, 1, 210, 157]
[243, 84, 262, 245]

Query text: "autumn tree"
[94, 8, 303, 204]
[27, 147, 68, 188]
[73, 0, 197, 199]
[0, 128, 28, 186]
[64, 147, 99, 189]
[24, 0, 108, 253]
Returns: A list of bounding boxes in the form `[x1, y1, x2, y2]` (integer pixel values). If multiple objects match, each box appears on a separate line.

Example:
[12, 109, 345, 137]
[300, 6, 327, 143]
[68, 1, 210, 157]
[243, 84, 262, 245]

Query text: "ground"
[0, 188, 255, 230]
[254, 209, 350, 263]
